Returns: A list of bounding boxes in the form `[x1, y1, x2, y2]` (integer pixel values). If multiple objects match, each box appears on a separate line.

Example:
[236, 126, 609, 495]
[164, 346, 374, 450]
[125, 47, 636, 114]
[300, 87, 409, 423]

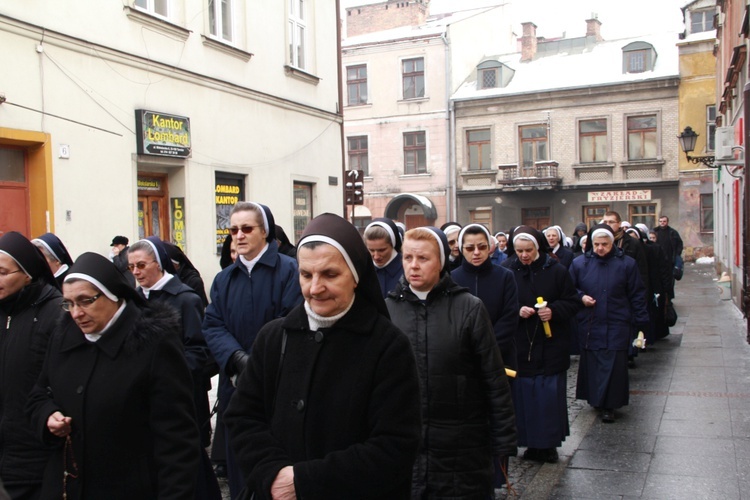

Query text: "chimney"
[520, 22, 537, 62]
[586, 16, 603, 42]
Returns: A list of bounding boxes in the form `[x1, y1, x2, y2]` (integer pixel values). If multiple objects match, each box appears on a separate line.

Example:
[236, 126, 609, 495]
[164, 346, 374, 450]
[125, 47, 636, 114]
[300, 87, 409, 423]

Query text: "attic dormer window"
[622, 42, 656, 74]
[691, 8, 714, 34]
[476, 60, 514, 90]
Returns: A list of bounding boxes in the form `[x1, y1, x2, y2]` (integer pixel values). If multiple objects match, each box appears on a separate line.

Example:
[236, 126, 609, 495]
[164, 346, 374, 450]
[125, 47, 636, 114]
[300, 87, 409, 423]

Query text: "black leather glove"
[229, 350, 249, 377]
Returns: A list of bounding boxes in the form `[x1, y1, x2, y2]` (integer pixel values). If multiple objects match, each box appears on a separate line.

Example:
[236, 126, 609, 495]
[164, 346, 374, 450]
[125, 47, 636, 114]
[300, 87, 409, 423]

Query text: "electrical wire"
[3, 101, 123, 136]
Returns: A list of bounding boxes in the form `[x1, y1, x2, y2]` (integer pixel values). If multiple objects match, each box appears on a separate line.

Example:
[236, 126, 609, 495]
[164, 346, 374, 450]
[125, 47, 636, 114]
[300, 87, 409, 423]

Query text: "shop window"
[293, 182, 313, 243]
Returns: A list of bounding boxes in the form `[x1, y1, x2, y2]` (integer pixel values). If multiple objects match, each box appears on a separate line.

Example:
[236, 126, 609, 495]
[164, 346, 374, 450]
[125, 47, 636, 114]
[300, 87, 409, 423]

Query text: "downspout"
[336, 0, 347, 220]
[744, 80, 750, 339]
[442, 30, 456, 222]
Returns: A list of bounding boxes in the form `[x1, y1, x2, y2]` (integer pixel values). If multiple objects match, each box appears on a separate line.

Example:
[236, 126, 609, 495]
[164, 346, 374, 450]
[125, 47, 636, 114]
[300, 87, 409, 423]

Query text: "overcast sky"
[341, 0, 689, 40]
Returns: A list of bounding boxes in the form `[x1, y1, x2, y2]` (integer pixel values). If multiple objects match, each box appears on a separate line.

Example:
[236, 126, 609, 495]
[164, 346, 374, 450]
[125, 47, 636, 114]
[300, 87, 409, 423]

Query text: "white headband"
[297, 235, 359, 284]
[0, 250, 32, 278]
[513, 233, 539, 250]
[365, 221, 397, 248]
[458, 224, 492, 249]
[248, 202, 269, 235]
[64, 273, 118, 301]
[31, 239, 61, 263]
[136, 239, 163, 270]
[591, 228, 614, 242]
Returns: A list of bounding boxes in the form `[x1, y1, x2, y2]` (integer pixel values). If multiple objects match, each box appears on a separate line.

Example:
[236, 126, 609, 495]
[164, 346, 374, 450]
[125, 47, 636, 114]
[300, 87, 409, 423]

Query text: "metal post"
[743, 82, 750, 341]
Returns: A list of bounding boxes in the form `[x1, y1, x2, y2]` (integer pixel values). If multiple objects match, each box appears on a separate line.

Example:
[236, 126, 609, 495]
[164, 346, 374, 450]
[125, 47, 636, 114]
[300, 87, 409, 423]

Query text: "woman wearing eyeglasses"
[0, 232, 62, 500]
[27, 252, 201, 500]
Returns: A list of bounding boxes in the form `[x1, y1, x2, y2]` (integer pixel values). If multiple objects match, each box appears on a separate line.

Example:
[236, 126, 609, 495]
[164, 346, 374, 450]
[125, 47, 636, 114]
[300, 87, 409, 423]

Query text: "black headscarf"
[297, 213, 388, 319]
[220, 235, 234, 269]
[365, 217, 403, 252]
[65, 252, 145, 305]
[32, 233, 74, 266]
[275, 225, 297, 258]
[0, 231, 58, 288]
[246, 202, 277, 243]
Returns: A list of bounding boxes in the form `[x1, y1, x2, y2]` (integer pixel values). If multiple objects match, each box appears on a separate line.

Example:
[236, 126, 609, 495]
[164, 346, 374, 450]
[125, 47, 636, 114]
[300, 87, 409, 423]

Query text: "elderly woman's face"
[514, 238, 538, 265]
[593, 236, 614, 257]
[545, 230, 560, 248]
[0, 253, 31, 300]
[62, 281, 121, 334]
[402, 238, 442, 292]
[298, 244, 356, 318]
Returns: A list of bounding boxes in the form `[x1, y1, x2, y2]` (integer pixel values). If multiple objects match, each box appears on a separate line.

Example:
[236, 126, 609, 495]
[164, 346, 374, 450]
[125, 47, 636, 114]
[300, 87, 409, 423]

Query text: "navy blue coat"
[569, 249, 650, 351]
[203, 242, 302, 406]
[451, 258, 519, 370]
[552, 246, 574, 270]
[374, 254, 403, 298]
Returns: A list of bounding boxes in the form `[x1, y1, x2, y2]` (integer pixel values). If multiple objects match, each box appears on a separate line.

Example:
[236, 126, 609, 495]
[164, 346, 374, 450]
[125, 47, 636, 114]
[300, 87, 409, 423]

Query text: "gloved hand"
[229, 350, 249, 376]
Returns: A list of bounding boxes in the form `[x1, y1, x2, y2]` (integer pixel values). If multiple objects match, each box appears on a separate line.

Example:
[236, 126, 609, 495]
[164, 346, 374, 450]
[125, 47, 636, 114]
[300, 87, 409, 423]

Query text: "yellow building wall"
[678, 50, 717, 171]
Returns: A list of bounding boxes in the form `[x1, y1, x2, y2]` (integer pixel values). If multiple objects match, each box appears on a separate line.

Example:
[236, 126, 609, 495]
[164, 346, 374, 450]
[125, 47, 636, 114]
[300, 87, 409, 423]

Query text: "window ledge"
[621, 159, 666, 167]
[345, 103, 373, 109]
[124, 6, 190, 41]
[397, 97, 429, 104]
[572, 162, 616, 170]
[460, 169, 496, 176]
[284, 65, 320, 85]
[201, 35, 253, 62]
[399, 173, 431, 178]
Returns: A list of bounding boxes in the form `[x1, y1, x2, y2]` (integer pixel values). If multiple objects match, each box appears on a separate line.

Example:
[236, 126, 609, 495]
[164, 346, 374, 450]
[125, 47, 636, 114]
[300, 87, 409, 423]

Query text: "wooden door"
[137, 195, 168, 240]
[0, 186, 30, 237]
[521, 207, 550, 230]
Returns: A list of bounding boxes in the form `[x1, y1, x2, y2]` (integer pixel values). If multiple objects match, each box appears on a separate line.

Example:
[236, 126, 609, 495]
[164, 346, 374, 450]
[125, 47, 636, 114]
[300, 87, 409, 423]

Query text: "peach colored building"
[342, 0, 514, 229]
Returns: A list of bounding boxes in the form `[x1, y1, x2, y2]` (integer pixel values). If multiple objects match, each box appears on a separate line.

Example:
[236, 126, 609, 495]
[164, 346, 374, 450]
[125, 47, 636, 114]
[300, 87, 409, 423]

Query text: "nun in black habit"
[32, 232, 75, 288]
[225, 213, 421, 500]
[0, 232, 62, 500]
[26, 252, 201, 500]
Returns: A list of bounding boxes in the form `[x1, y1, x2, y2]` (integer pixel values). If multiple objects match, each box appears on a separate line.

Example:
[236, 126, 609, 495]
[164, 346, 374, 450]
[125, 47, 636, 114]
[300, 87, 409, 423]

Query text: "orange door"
[0, 186, 30, 237]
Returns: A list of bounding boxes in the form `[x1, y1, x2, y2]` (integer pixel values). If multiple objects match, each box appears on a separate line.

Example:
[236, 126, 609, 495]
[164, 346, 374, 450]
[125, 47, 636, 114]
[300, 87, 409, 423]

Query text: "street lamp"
[677, 126, 719, 169]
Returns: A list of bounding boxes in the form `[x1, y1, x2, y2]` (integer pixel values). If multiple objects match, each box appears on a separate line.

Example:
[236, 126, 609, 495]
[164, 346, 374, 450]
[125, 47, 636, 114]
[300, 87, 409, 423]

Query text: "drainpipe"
[336, 0, 347, 220]
[744, 81, 750, 340]
[441, 31, 455, 222]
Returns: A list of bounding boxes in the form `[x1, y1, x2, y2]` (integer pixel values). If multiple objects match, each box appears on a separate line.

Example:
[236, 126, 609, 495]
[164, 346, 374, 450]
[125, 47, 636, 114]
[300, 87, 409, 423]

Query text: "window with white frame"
[707, 105, 716, 152]
[209, 0, 233, 42]
[627, 115, 657, 160]
[135, 0, 168, 18]
[402, 58, 425, 99]
[579, 118, 608, 163]
[289, 0, 306, 69]
[691, 9, 713, 34]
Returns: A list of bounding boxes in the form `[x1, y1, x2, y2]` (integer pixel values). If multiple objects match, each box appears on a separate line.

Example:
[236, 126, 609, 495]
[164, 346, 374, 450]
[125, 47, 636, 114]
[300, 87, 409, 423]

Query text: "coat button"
[314, 331, 324, 343]
[296, 399, 305, 412]
[76, 385, 84, 394]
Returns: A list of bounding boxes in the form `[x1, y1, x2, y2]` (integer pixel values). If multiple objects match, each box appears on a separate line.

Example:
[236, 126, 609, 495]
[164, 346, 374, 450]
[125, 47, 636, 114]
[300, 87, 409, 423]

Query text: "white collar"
[85, 300, 127, 342]
[141, 273, 174, 298]
[239, 243, 269, 275]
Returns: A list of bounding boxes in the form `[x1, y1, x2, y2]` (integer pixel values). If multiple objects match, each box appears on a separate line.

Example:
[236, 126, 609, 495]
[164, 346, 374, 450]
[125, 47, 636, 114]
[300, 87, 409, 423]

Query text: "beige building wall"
[0, 1, 343, 282]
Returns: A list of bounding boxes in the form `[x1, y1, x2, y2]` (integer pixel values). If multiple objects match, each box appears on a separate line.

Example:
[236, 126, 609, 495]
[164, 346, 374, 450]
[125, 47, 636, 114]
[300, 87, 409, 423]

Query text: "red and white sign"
[587, 190, 652, 202]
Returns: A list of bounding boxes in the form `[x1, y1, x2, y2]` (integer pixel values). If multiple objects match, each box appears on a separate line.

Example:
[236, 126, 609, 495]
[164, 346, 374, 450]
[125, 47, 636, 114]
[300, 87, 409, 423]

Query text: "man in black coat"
[0, 232, 62, 499]
[653, 215, 684, 298]
[109, 235, 135, 287]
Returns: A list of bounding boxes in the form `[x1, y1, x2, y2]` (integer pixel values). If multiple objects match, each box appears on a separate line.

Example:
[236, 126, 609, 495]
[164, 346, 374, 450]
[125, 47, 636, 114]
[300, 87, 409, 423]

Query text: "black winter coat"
[505, 254, 583, 376]
[27, 301, 201, 500]
[0, 282, 62, 486]
[136, 276, 214, 446]
[386, 274, 517, 500]
[451, 258, 519, 370]
[225, 296, 421, 500]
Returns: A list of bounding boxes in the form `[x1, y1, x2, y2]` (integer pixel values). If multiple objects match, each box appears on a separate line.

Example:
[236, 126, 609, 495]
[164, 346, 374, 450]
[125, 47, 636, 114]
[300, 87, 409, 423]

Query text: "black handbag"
[673, 255, 684, 281]
[665, 299, 678, 327]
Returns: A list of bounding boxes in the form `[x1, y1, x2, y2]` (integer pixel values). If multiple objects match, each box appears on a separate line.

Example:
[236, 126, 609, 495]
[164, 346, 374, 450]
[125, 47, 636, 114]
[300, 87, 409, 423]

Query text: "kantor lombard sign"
[135, 109, 191, 158]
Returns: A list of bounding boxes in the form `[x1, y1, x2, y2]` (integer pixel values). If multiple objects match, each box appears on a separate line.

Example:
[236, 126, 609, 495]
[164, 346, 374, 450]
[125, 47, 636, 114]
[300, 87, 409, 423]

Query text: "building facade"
[0, 0, 343, 278]
[452, 20, 681, 238]
[677, 0, 717, 261]
[341, 0, 514, 229]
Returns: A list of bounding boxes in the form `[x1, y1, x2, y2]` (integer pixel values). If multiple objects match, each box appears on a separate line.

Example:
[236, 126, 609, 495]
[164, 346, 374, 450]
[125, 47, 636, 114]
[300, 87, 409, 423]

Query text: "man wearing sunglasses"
[203, 201, 302, 499]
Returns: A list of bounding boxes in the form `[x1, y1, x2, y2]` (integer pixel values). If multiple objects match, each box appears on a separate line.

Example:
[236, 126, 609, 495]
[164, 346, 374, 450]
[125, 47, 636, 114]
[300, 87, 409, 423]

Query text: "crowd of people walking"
[0, 203, 683, 499]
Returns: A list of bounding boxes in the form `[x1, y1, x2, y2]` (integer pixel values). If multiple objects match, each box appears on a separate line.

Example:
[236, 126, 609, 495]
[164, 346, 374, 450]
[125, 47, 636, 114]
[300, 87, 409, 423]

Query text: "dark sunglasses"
[464, 244, 489, 252]
[229, 225, 260, 236]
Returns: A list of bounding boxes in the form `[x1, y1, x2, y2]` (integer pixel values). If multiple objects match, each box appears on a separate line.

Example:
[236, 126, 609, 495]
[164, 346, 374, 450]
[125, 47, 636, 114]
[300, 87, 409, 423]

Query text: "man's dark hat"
[110, 236, 129, 247]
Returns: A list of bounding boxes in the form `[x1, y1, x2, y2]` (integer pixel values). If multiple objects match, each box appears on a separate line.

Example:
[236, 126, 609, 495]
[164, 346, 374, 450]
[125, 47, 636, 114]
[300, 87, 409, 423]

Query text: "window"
[135, 0, 168, 17]
[700, 194, 714, 232]
[347, 65, 368, 106]
[579, 118, 607, 163]
[519, 124, 548, 172]
[584, 205, 608, 229]
[209, 0, 233, 42]
[480, 68, 497, 89]
[215, 173, 245, 253]
[347, 136, 369, 176]
[691, 9, 713, 34]
[629, 203, 656, 229]
[707, 105, 716, 152]
[402, 58, 425, 99]
[467, 129, 491, 170]
[293, 182, 313, 243]
[627, 115, 657, 160]
[622, 42, 656, 73]
[403, 131, 426, 174]
[289, 0, 306, 69]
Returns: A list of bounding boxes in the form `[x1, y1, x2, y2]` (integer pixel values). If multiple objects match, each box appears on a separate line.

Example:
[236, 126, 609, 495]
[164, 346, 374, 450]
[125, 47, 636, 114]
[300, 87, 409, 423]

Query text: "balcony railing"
[497, 161, 562, 190]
